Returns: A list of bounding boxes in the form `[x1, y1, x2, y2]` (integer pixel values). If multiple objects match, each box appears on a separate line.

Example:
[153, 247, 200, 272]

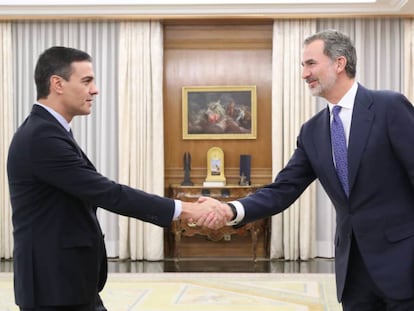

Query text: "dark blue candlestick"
[239, 154, 251, 186]
[181, 152, 193, 186]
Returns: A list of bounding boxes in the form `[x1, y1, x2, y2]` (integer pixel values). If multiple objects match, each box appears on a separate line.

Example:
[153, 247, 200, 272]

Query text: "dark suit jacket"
[237, 84, 414, 301]
[7, 105, 175, 307]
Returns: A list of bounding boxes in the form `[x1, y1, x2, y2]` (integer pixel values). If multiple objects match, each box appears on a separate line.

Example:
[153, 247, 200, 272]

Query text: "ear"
[336, 56, 347, 74]
[50, 75, 64, 95]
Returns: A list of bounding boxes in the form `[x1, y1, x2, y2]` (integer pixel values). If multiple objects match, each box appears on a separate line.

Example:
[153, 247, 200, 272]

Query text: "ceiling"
[0, 0, 413, 19]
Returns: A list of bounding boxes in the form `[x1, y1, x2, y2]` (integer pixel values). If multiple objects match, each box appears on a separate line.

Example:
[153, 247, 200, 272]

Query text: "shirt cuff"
[173, 200, 182, 220]
[226, 200, 245, 226]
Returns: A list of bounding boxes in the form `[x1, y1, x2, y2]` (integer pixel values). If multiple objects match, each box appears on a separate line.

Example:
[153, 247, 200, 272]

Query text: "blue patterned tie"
[331, 105, 349, 197]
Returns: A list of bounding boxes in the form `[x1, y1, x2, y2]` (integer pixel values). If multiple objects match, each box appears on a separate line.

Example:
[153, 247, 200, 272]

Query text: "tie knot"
[332, 105, 342, 116]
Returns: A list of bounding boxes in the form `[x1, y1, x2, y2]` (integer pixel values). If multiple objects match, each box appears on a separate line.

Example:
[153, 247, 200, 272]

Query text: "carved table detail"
[169, 184, 269, 261]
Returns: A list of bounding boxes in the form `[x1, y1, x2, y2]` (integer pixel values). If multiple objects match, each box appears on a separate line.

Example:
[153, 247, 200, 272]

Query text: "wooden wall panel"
[163, 24, 274, 187]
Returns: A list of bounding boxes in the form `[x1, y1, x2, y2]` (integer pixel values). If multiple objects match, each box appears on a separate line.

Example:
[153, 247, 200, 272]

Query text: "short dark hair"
[34, 46, 92, 100]
[304, 30, 357, 79]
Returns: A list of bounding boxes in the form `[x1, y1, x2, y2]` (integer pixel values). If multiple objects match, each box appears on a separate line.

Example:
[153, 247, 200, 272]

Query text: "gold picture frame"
[182, 85, 257, 140]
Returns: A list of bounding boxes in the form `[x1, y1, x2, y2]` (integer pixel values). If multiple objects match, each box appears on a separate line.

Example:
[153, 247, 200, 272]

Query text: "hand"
[195, 197, 234, 229]
[180, 197, 228, 229]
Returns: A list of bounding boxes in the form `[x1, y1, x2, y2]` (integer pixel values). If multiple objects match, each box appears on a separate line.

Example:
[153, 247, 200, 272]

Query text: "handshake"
[180, 197, 235, 230]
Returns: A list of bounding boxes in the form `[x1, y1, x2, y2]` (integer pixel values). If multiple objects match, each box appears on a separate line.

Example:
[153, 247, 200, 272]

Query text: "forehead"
[302, 39, 326, 62]
[70, 61, 94, 78]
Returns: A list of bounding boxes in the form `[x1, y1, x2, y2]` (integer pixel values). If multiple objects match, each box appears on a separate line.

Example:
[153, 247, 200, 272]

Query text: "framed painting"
[182, 85, 257, 140]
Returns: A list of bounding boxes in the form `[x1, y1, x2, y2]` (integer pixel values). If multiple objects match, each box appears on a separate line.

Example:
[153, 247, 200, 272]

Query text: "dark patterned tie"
[331, 105, 349, 197]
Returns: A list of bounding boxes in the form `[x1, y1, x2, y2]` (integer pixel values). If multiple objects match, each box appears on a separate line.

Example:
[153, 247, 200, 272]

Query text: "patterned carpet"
[0, 272, 341, 311]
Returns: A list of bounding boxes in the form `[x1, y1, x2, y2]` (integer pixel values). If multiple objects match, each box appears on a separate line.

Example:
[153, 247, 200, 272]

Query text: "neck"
[325, 78, 355, 104]
[38, 98, 73, 123]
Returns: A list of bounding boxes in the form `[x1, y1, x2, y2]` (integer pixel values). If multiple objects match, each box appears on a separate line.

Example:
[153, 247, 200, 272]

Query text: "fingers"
[180, 198, 231, 230]
[196, 211, 215, 227]
[197, 196, 208, 203]
[180, 200, 216, 223]
[216, 202, 234, 222]
[197, 196, 220, 207]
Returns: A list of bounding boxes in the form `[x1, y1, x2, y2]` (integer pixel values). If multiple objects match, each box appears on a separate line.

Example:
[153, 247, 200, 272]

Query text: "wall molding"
[0, 0, 413, 19]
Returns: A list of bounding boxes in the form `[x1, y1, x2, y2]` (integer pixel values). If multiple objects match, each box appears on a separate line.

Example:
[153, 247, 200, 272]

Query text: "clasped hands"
[180, 197, 232, 229]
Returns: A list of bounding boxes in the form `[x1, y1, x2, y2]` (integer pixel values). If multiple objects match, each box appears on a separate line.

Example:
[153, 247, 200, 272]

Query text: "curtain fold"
[404, 19, 414, 103]
[118, 21, 165, 261]
[317, 19, 403, 91]
[0, 22, 13, 259]
[271, 20, 317, 260]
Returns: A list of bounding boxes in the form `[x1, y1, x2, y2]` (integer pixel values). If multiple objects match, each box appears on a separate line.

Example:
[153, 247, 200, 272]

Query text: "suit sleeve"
[387, 94, 414, 190]
[237, 126, 317, 224]
[29, 124, 175, 227]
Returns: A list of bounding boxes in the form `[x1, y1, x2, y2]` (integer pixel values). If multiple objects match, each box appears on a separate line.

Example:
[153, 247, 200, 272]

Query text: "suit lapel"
[347, 85, 374, 194]
[32, 105, 97, 171]
[68, 133, 97, 170]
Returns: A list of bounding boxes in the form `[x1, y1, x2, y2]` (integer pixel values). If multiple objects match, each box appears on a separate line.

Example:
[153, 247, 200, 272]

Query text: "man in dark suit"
[7, 46, 223, 311]
[199, 30, 414, 310]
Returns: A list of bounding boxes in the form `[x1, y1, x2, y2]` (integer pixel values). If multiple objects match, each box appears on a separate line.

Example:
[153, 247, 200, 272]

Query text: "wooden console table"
[168, 184, 269, 261]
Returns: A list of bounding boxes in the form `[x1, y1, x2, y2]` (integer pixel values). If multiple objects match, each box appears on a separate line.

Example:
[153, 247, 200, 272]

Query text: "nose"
[301, 66, 310, 80]
[90, 83, 99, 95]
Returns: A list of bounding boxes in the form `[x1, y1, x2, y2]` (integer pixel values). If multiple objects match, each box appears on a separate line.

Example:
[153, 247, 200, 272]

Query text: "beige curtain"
[271, 20, 317, 260]
[0, 22, 13, 259]
[118, 21, 165, 260]
[404, 19, 414, 103]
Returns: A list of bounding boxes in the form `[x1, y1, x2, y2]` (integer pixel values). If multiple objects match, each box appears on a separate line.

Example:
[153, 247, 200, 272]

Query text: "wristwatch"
[227, 202, 237, 221]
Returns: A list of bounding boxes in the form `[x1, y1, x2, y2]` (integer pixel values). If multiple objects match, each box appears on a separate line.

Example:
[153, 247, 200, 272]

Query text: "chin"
[309, 89, 320, 97]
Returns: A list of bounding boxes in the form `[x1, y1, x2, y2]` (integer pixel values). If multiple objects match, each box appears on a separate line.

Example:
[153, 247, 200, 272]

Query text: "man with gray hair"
[200, 30, 414, 310]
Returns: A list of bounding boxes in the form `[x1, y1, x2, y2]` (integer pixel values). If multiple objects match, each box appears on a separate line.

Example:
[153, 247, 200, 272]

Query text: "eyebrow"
[81, 76, 94, 82]
[301, 59, 316, 66]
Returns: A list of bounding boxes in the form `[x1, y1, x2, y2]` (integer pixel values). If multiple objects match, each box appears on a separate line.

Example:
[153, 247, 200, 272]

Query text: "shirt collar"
[35, 102, 71, 132]
[327, 81, 358, 113]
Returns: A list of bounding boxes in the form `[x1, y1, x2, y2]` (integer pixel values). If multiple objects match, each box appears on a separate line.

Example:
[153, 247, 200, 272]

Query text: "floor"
[1, 257, 335, 274]
[0, 271, 342, 311]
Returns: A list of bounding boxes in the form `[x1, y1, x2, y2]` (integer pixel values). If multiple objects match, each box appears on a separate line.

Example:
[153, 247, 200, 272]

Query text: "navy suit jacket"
[7, 105, 175, 307]
[238, 84, 414, 301]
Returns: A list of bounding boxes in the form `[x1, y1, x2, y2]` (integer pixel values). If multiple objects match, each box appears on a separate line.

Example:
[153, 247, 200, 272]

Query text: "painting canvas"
[182, 85, 257, 140]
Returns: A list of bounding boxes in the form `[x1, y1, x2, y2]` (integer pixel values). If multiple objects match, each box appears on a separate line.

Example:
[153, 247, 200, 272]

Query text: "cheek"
[75, 87, 89, 100]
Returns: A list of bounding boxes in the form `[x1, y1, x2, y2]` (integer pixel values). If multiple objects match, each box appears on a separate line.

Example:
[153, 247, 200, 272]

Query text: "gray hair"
[304, 30, 357, 78]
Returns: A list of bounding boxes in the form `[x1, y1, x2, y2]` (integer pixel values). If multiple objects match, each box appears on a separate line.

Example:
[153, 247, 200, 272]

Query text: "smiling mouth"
[307, 79, 318, 88]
